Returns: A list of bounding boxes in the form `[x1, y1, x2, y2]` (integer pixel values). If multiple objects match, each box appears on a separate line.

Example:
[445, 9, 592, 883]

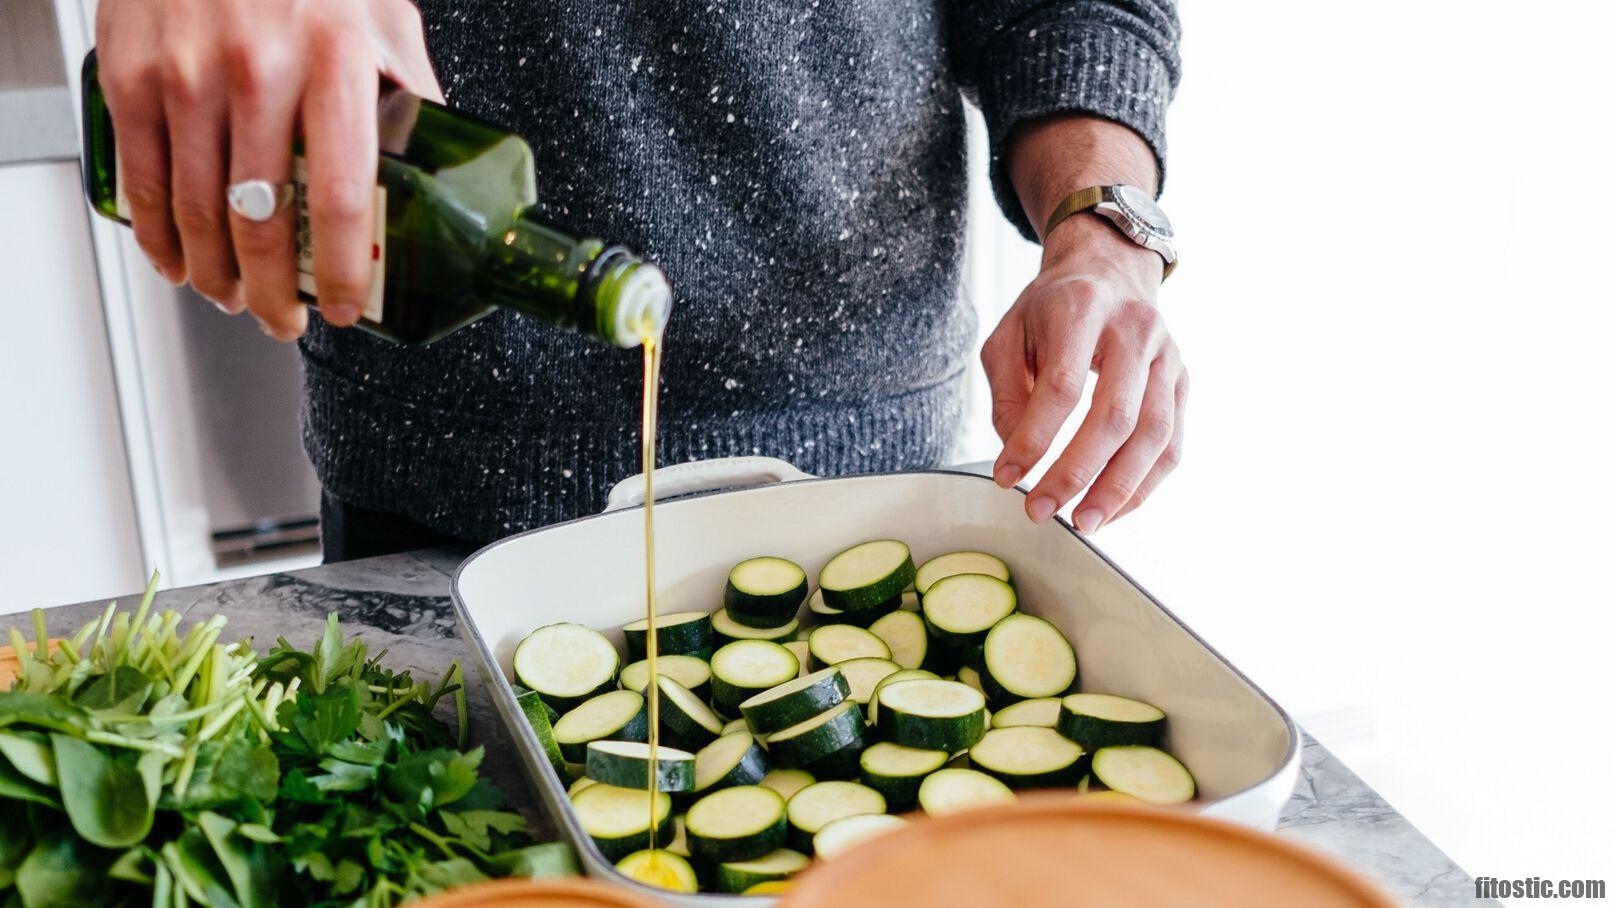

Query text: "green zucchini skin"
[858, 743, 948, 810]
[765, 701, 867, 769]
[709, 640, 801, 715]
[819, 540, 917, 611]
[874, 683, 987, 754]
[723, 557, 810, 627]
[685, 786, 789, 864]
[799, 741, 864, 781]
[710, 609, 800, 647]
[739, 667, 851, 735]
[585, 741, 696, 792]
[623, 612, 714, 662]
[516, 689, 569, 779]
[967, 727, 1087, 789]
[553, 693, 650, 763]
[656, 676, 724, 751]
[712, 849, 811, 894]
[1056, 695, 1166, 750]
[574, 785, 676, 863]
[807, 589, 901, 628]
[696, 733, 771, 794]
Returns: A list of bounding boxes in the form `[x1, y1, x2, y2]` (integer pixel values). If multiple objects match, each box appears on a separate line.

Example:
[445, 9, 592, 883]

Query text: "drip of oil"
[641, 330, 664, 857]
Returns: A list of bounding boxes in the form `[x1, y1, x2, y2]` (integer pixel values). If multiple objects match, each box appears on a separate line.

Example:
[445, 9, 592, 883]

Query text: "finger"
[302, 8, 380, 329]
[224, 34, 306, 340]
[979, 316, 1033, 486]
[98, 51, 185, 284]
[1070, 356, 1180, 531]
[1024, 338, 1152, 523]
[161, 35, 241, 311]
[368, 0, 444, 101]
[992, 307, 1102, 491]
[1113, 371, 1188, 521]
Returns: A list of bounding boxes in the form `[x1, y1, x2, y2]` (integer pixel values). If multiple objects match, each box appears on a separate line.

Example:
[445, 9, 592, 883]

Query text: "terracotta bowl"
[406, 879, 664, 908]
[779, 798, 1396, 908]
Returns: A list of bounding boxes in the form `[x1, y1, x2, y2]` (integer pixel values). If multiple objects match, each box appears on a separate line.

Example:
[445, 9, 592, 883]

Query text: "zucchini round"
[858, 741, 948, 810]
[920, 574, 1017, 647]
[979, 613, 1077, 706]
[914, 551, 1011, 595]
[614, 849, 699, 893]
[711, 608, 799, 647]
[956, 665, 984, 693]
[552, 690, 648, 763]
[916, 767, 1016, 816]
[1057, 693, 1166, 749]
[818, 540, 916, 611]
[724, 556, 810, 627]
[710, 640, 801, 714]
[867, 608, 931, 671]
[721, 716, 751, 737]
[874, 678, 987, 753]
[739, 666, 850, 735]
[622, 611, 712, 662]
[784, 780, 886, 853]
[618, 655, 712, 703]
[712, 848, 810, 894]
[867, 668, 939, 722]
[693, 731, 771, 793]
[806, 588, 897, 629]
[513, 623, 620, 714]
[516, 689, 568, 779]
[568, 775, 597, 797]
[760, 767, 816, 801]
[897, 589, 922, 612]
[655, 675, 725, 750]
[585, 740, 696, 792]
[572, 783, 674, 862]
[764, 700, 866, 769]
[991, 697, 1063, 729]
[784, 640, 812, 676]
[836, 657, 902, 705]
[685, 785, 788, 863]
[806, 624, 891, 669]
[1089, 745, 1195, 804]
[967, 726, 1086, 789]
[812, 813, 908, 861]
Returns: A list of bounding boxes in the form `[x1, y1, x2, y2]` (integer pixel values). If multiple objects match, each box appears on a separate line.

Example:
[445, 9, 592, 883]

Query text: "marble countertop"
[25, 550, 1488, 906]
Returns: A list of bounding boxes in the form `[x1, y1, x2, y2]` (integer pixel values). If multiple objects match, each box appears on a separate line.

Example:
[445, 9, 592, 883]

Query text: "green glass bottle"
[79, 51, 670, 347]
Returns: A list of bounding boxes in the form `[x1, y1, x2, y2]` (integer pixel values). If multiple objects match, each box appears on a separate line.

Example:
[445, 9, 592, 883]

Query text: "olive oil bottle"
[78, 51, 670, 347]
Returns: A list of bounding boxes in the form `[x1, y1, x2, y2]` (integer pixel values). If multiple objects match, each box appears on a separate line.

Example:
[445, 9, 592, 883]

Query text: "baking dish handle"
[603, 456, 815, 512]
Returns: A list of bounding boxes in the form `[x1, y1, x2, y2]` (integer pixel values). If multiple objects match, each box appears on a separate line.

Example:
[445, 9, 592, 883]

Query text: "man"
[94, 0, 1185, 560]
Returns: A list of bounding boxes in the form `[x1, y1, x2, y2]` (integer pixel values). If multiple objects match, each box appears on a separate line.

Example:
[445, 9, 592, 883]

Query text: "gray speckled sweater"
[300, 0, 1180, 543]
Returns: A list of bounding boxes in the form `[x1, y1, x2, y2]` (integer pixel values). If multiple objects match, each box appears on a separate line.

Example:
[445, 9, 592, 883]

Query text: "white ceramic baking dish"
[451, 457, 1300, 905]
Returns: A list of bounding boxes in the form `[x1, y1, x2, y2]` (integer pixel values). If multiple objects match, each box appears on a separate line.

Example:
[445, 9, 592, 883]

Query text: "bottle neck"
[484, 214, 671, 347]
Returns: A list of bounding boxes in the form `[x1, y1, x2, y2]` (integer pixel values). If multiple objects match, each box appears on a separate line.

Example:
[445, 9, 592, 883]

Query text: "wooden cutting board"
[0, 639, 59, 690]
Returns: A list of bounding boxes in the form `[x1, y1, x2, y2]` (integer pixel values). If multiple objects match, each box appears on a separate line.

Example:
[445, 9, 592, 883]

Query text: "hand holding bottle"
[93, 0, 443, 339]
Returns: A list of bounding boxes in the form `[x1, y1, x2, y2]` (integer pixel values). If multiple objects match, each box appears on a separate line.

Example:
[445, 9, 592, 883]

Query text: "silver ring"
[227, 179, 294, 222]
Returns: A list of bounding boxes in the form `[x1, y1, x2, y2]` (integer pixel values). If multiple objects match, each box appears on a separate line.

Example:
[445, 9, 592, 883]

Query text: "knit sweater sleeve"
[949, 1, 1182, 241]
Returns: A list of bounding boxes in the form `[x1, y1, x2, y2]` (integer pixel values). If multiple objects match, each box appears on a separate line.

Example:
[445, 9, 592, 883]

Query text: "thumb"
[980, 320, 1032, 445]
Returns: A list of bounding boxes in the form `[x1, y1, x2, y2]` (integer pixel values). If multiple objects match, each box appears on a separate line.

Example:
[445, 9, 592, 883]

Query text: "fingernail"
[1075, 508, 1106, 533]
[1028, 496, 1058, 523]
[994, 464, 1022, 488]
[325, 303, 361, 326]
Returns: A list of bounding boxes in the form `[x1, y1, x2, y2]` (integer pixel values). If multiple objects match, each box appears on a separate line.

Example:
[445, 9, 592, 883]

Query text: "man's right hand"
[95, 0, 441, 339]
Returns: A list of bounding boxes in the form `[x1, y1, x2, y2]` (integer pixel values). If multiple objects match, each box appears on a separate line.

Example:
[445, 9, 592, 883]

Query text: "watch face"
[1112, 185, 1173, 238]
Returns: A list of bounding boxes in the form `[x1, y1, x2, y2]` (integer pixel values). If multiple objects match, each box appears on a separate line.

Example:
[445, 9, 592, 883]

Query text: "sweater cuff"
[981, 19, 1177, 242]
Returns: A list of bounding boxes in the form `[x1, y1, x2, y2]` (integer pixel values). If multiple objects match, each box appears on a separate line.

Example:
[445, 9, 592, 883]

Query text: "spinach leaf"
[0, 757, 59, 808]
[488, 842, 581, 880]
[176, 740, 279, 811]
[275, 683, 362, 756]
[197, 811, 280, 908]
[13, 822, 114, 908]
[0, 731, 56, 786]
[51, 733, 154, 848]
[73, 666, 152, 714]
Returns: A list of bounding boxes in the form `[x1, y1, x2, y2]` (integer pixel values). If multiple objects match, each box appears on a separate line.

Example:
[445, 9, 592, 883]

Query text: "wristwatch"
[1043, 185, 1177, 278]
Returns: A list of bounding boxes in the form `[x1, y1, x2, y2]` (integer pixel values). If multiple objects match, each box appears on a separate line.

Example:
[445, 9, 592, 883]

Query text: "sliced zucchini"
[614, 849, 699, 893]
[1057, 693, 1166, 749]
[667, 816, 690, 857]
[1089, 746, 1195, 805]
[553, 690, 648, 763]
[956, 665, 984, 693]
[745, 881, 794, 895]
[784, 780, 886, 853]
[516, 689, 568, 779]
[868, 609, 931, 671]
[836, 657, 902, 705]
[873, 679, 987, 753]
[812, 813, 908, 860]
[655, 675, 725, 750]
[585, 740, 696, 792]
[710, 640, 801, 714]
[721, 717, 751, 737]
[1074, 789, 1143, 805]
[784, 640, 812, 676]
[760, 768, 816, 801]
[765, 700, 866, 769]
[914, 551, 1011, 595]
[685, 785, 788, 863]
[693, 731, 770, 793]
[897, 589, 921, 612]
[513, 623, 620, 714]
[739, 666, 850, 735]
[711, 608, 799, 647]
[622, 611, 712, 661]
[858, 741, 948, 810]
[818, 540, 916, 611]
[568, 775, 598, 797]
[563, 760, 588, 782]
[713, 848, 811, 894]
[979, 613, 1077, 706]
[991, 697, 1063, 729]
[724, 556, 809, 627]
[571, 783, 674, 862]
[916, 767, 1017, 816]
[967, 726, 1086, 789]
[807, 624, 891, 669]
[867, 668, 939, 722]
[920, 574, 1017, 647]
[619, 655, 712, 703]
[806, 588, 896, 629]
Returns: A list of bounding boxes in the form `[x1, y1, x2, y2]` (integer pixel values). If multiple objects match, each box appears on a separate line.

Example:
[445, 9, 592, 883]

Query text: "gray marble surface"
[24, 551, 1487, 906]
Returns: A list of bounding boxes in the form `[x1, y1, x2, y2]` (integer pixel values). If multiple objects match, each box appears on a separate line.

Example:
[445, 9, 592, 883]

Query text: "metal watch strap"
[1042, 186, 1105, 239]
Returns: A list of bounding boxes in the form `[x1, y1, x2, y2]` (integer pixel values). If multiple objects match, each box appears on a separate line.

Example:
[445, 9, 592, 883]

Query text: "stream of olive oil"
[641, 332, 663, 856]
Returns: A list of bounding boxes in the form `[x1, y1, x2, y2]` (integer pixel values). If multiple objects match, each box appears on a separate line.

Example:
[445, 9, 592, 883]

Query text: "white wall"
[961, 0, 1615, 893]
[0, 161, 146, 610]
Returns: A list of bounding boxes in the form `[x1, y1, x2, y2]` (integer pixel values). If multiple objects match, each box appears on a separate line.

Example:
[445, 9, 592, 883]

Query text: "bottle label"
[114, 154, 387, 323]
